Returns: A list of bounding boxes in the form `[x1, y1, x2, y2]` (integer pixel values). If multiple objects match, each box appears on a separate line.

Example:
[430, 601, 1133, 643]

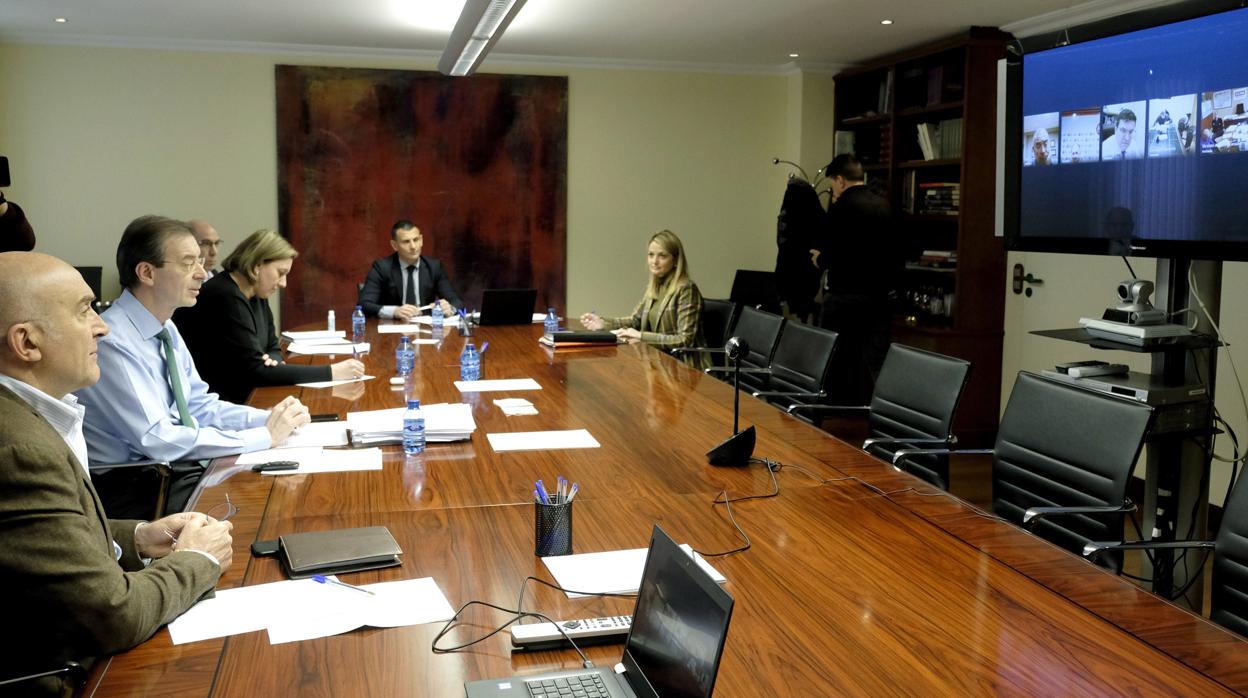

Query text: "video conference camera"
[1102, 278, 1166, 325]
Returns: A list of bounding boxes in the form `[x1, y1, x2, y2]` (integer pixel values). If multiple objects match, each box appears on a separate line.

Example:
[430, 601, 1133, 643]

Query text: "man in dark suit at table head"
[357, 219, 461, 321]
[0, 251, 233, 695]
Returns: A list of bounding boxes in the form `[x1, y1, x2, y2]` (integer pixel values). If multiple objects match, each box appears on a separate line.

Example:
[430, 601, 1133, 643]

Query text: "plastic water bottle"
[431, 300, 444, 331]
[544, 307, 559, 334]
[460, 342, 481, 381]
[326, 309, 336, 332]
[351, 305, 366, 343]
[396, 336, 414, 377]
[403, 400, 425, 455]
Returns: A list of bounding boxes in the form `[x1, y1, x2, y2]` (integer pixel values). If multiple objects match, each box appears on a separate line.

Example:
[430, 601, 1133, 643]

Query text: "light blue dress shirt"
[76, 289, 271, 464]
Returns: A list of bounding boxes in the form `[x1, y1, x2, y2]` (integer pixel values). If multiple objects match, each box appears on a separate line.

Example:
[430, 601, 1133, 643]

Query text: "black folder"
[279, 526, 403, 579]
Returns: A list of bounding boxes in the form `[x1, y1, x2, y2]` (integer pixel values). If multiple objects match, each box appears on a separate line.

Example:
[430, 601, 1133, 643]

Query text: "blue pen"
[479, 341, 489, 355]
[533, 488, 543, 503]
[312, 574, 375, 596]
[568, 483, 579, 502]
[536, 480, 551, 504]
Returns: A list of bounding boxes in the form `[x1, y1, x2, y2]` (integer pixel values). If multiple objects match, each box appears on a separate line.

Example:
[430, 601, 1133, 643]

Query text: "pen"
[479, 341, 489, 355]
[312, 574, 376, 596]
[536, 479, 551, 504]
[567, 483, 579, 502]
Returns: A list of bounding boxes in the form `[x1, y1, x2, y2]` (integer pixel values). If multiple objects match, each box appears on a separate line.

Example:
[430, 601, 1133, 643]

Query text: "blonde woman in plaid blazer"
[580, 230, 709, 370]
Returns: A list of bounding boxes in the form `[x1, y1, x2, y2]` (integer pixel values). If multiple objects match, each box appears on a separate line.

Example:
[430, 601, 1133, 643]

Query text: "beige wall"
[0, 42, 793, 319]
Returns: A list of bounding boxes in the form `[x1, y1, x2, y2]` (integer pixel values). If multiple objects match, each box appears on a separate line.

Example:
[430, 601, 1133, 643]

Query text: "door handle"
[1012, 264, 1044, 296]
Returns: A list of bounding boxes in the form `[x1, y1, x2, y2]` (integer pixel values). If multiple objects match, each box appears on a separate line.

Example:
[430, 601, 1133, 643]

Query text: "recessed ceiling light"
[54, 17, 68, 23]
[789, 53, 799, 58]
[880, 19, 893, 25]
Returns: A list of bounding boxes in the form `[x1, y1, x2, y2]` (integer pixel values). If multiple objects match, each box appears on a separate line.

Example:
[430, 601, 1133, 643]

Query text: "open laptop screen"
[620, 527, 734, 698]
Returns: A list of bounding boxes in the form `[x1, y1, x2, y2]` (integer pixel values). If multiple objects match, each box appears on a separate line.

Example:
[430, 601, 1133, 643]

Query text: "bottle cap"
[407, 400, 420, 409]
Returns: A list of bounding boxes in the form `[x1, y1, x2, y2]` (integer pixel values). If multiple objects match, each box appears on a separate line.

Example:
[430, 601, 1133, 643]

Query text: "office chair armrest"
[1082, 539, 1216, 559]
[751, 390, 825, 399]
[889, 447, 993, 466]
[89, 459, 172, 475]
[671, 346, 723, 356]
[0, 661, 85, 689]
[1023, 502, 1136, 528]
[704, 366, 772, 375]
[863, 436, 956, 452]
[785, 404, 871, 415]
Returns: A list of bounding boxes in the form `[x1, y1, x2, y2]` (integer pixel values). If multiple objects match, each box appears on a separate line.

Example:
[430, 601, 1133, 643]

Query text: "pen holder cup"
[534, 501, 573, 557]
[459, 317, 475, 337]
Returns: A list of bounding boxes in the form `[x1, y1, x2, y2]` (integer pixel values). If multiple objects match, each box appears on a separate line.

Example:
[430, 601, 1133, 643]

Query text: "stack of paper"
[346, 403, 477, 445]
[494, 398, 538, 416]
[455, 378, 542, 393]
[287, 341, 370, 356]
[282, 330, 345, 342]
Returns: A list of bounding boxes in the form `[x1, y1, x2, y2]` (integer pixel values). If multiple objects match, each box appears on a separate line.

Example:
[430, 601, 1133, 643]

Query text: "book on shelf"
[926, 66, 944, 105]
[901, 170, 917, 214]
[938, 118, 963, 159]
[834, 130, 856, 156]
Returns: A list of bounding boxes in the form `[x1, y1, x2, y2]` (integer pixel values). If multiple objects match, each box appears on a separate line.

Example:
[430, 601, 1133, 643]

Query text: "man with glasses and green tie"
[77, 215, 311, 518]
[0, 250, 234, 694]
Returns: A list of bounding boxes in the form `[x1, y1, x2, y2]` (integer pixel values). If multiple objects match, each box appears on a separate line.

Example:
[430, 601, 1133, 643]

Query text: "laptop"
[464, 525, 735, 698]
[479, 288, 539, 326]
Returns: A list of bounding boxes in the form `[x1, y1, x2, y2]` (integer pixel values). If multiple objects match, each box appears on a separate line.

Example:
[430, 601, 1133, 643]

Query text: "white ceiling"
[0, 0, 1171, 71]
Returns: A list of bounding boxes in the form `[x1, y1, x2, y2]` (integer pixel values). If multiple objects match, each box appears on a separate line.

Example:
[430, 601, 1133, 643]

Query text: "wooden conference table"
[87, 321, 1248, 696]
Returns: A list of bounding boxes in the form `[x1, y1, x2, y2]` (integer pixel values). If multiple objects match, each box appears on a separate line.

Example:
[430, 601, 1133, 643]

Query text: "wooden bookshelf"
[833, 27, 1009, 445]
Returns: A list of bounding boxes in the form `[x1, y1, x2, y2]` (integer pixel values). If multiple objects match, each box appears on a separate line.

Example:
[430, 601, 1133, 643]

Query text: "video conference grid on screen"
[1017, 6, 1248, 246]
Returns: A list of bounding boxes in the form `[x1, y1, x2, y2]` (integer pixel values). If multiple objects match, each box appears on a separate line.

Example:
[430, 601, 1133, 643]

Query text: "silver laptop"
[464, 525, 735, 698]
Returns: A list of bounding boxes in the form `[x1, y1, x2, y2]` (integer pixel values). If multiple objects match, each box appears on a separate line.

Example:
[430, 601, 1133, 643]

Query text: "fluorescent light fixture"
[880, 19, 894, 25]
[54, 17, 68, 23]
[789, 53, 800, 58]
[438, 0, 528, 77]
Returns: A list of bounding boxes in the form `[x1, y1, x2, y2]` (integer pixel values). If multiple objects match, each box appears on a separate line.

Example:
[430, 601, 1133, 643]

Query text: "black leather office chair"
[698, 307, 786, 393]
[747, 323, 839, 412]
[1084, 470, 1248, 637]
[789, 343, 970, 490]
[700, 298, 739, 350]
[894, 372, 1153, 570]
[729, 269, 782, 314]
[90, 459, 174, 521]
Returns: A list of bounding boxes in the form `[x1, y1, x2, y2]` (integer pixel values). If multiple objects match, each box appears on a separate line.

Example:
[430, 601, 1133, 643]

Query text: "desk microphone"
[707, 336, 756, 467]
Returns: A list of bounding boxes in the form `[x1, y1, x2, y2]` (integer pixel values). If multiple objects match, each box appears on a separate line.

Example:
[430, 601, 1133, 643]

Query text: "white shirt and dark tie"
[379, 259, 421, 319]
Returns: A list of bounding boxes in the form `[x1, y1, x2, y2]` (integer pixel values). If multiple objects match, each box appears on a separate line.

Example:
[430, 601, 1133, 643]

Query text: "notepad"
[287, 341, 370, 356]
[296, 375, 375, 388]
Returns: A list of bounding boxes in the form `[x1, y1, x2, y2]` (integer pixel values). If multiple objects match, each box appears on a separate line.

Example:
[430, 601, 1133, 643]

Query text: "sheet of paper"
[235, 446, 322, 468]
[412, 315, 462, 327]
[296, 375, 375, 389]
[169, 577, 455, 646]
[261, 448, 384, 476]
[377, 324, 432, 334]
[346, 407, 404, 434]
[168, 578, 326, 644]
[486, 429, 599, 452]
[278, 422, 350, 449]
[287, 341, 370, 356]
[493, 397, 538, 416]
[282, 330, 345, 341]
[542, 545, 726, 598]
[455, 378, 542, 393]
[266, 577, 456, 644]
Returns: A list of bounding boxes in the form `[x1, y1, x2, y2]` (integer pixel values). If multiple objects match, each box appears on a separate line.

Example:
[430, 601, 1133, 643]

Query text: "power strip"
[510, 615, 632, 651]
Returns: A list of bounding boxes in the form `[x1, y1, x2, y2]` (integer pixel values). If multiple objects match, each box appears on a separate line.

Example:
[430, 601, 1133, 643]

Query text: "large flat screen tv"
[1003, 0, 1248, 261]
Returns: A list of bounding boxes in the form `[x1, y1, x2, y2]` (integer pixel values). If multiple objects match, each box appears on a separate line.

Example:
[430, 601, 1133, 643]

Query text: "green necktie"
[157, 328, 194, 427]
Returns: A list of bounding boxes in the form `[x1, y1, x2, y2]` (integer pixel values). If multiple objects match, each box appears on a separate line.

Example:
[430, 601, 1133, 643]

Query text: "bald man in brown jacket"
[0, 252, 233, 696]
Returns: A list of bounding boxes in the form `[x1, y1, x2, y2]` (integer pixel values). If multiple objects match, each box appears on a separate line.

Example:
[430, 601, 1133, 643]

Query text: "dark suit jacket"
[0, 385, 219, 694]
[357, 254, 461, 317]
[173, 272, 331, 403]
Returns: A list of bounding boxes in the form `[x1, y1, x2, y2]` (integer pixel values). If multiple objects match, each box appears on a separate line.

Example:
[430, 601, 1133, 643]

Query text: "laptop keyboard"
[525, 673, 611, 697]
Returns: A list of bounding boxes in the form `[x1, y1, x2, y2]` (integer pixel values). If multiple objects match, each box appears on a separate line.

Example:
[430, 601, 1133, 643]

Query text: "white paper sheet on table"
[282, 330, 345, 341]
[235, 446, 322, 468]
[486, 429, 599, 452]
[261, 448, 383, 475]
[455, 378, 542, 393]
[287, 341, 370, 356]
[377, 324, 431, 334]
[278, 421, 350, 448]
[542, 545, 726, 598]
[296, 375, 375, 388]
[267, 577, 456, 644]
[168, 577, 455, 645]
[347, 404, 476, 442]
[493, 397, 538, 416]
[412, 315, 462, 327]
